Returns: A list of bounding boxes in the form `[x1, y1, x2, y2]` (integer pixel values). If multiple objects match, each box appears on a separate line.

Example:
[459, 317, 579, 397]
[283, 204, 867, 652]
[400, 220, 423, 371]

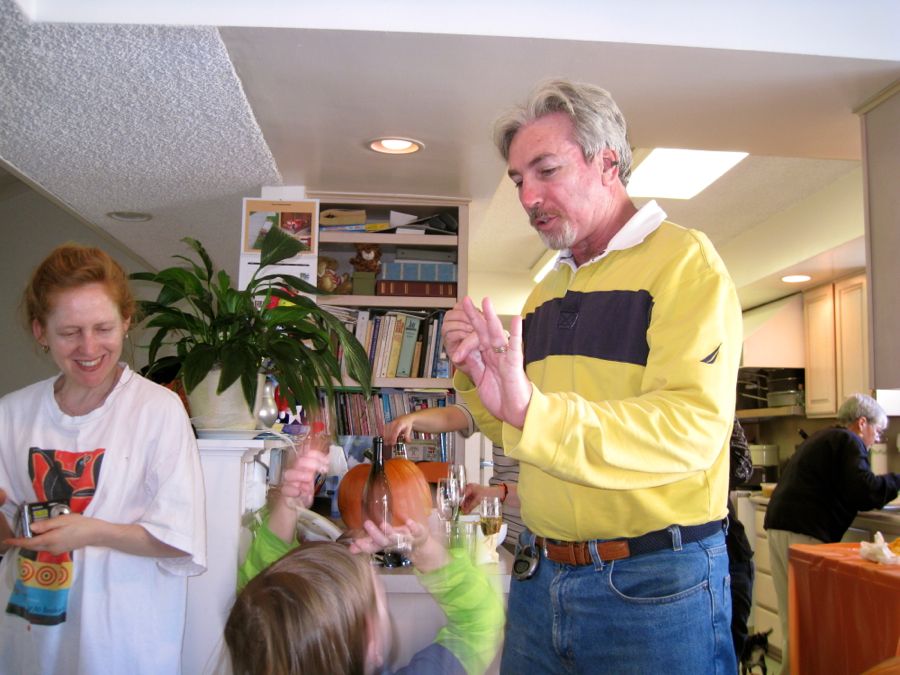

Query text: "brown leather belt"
[534, 520, 724, 565]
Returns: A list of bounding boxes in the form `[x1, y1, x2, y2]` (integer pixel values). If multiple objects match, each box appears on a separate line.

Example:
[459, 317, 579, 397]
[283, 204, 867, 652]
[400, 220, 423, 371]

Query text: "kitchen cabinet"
[834, 274, 869, 405]
[803, 274, 869, 417]
[741, 294, 805, 368]
[751, 504, 783, 657]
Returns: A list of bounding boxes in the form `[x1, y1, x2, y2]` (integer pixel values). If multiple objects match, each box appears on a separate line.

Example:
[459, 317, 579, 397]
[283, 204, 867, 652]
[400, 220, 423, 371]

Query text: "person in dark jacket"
[726, 419, 755, 663]
[764, 393, 900, 674]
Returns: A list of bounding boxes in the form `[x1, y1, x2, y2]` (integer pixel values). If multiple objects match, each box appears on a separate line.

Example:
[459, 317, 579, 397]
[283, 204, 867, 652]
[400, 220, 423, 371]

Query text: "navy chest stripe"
[523, 289, 653, 367]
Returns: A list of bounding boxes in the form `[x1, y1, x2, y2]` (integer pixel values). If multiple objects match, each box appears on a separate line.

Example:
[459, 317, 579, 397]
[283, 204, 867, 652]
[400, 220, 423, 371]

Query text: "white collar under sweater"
[556, 199, 667, 273]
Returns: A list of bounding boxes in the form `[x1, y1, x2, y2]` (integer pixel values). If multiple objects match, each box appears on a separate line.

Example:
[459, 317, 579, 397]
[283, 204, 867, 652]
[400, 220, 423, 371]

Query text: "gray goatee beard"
[531, 210, 576, 250]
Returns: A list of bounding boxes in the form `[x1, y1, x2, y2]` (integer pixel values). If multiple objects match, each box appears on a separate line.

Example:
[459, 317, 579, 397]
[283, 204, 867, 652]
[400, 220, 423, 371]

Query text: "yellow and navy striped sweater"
[457, 220, 742, 541]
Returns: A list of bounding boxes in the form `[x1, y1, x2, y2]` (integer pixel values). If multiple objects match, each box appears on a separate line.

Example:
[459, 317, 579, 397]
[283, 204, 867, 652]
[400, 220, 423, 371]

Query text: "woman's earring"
[41, 344, 49, 354]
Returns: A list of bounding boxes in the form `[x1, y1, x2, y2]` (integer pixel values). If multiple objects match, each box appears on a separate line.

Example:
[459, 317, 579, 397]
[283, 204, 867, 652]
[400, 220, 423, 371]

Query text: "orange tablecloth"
[788, 542, 900, 674]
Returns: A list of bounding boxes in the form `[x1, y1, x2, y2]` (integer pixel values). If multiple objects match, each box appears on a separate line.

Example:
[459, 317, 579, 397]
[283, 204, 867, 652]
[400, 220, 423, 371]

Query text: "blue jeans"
[501, 528, 736, 674]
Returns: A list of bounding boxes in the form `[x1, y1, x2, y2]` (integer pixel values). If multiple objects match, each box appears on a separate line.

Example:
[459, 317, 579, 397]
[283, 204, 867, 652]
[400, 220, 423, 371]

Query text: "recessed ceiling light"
[627, 148, 748, 199]
[106, 211, 152, 222]
[367, 137, 424, 154]
[782, 274, 812, 283]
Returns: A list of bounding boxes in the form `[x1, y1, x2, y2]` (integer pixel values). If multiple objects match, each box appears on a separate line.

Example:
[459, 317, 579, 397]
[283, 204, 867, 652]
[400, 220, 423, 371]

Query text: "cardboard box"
[352, 271, 376, 295]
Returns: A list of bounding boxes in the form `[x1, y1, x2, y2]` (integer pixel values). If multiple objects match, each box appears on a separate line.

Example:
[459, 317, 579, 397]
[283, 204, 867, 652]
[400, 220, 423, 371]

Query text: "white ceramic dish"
[295, 508, 343, 542]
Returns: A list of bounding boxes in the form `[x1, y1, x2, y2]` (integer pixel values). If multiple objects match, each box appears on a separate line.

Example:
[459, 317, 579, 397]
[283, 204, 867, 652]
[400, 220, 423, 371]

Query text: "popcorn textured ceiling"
[0, 0, 281, 273]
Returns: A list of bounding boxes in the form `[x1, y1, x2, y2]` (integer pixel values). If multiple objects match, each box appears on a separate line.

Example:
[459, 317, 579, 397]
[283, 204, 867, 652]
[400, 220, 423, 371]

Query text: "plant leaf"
[219, 342, 260, 405]
[259, 227, 305, 269]
[181, 344, 218, 393]
[255, 272, 324, 296]
[180, 237, 214, 282]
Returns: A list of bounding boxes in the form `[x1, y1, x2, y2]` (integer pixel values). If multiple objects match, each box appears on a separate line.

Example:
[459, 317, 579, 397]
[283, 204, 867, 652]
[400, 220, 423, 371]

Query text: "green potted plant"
[131, 227, 372, 427]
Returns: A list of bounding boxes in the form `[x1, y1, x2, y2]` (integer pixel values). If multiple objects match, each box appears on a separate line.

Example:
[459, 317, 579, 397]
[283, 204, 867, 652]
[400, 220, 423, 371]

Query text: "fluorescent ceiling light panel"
[626, 148, 748, 199]
[532, 250, 560, 283]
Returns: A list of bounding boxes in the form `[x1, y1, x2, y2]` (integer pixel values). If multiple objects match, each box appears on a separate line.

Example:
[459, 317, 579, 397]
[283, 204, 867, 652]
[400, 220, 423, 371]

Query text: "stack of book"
[377, 247, 458, 297]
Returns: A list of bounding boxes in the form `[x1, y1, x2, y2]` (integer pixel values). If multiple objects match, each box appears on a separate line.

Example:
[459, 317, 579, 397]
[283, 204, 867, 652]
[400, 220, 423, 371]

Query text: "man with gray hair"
[764, 392, 899, 673]
[442, 79, 742, 672]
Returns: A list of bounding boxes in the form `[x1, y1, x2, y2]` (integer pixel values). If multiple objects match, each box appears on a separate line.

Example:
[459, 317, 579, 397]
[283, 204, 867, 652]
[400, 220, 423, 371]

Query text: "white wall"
[718, 168, 865, 291]
[0, 183, 152, 395]
[862, 86, 900, 389]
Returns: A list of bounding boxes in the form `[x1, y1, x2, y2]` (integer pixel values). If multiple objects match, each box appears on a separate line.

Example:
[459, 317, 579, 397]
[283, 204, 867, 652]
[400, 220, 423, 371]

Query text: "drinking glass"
[436, 478, 459, 522]
[480, 496, 503, 536]
[447, 464, 466, 519]
[447, 518, 477, 560]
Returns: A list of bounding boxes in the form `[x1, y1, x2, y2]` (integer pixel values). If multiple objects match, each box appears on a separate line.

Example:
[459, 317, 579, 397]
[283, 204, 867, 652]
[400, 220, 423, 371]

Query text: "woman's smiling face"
[33, 282, 130, 392]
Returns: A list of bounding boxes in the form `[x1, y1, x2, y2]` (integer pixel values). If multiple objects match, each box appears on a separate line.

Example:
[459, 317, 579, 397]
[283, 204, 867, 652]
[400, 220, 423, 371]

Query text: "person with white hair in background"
[764, 392, 900, 674]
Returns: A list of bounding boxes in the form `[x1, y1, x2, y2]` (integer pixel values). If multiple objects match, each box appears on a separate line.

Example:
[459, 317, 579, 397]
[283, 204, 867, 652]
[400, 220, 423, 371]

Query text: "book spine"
[431, 313, 448, 378]
[368, 315, 382, 368]
[423, 314, 440, 378]
[395, 247, 458, 262]
[394, 316, 421, 378]
[375, 280, 458, 297]
[375, 315, 395, 378]
[410, 339, 423, 379]
[385, 314, 407, 378]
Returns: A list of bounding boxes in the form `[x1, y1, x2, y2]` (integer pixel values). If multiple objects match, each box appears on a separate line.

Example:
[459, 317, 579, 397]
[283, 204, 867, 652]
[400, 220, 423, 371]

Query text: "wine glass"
[480, 496, 503, 536]
[447, 464, 466, 520]
[436, 478, 459, 522]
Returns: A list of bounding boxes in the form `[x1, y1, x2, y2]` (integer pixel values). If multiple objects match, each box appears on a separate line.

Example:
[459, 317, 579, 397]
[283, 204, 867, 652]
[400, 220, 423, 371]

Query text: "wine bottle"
[362, 436, 392, 529]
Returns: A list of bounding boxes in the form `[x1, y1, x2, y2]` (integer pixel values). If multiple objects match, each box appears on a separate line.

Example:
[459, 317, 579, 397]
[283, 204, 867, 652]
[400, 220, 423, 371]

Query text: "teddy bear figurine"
[349, 243, 382, 275]
[317, 256, 351, 294]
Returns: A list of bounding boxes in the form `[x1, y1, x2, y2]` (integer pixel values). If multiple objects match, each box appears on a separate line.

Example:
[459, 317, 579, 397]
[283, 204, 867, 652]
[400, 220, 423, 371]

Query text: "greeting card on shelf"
[240, 198, 320, 290]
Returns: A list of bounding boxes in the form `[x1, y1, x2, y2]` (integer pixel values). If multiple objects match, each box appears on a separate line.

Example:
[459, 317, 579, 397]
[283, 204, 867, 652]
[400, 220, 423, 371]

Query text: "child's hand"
[266, 436, 330, 545]
[348, 519, 410, 555]
[279, 438, 329, 510]
[349, 519, 448, 573]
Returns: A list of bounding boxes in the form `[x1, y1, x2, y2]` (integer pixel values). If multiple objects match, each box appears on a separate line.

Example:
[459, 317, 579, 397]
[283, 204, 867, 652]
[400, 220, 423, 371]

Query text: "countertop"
[749, 495, 900, 535]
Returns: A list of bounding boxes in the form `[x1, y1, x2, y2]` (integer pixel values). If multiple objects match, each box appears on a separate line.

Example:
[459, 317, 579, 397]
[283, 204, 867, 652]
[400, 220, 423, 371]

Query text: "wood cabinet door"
[803, 283, 837, 416]
[834, 274, 869, 405]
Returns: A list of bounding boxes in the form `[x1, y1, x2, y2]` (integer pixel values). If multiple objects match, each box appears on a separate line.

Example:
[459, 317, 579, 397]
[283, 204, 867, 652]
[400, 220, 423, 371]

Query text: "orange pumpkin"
[338, 458, 432, 530]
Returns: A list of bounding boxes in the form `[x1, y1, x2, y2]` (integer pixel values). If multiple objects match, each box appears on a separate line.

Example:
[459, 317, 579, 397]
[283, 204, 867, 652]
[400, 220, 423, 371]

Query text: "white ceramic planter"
[187, 368, 258, 430]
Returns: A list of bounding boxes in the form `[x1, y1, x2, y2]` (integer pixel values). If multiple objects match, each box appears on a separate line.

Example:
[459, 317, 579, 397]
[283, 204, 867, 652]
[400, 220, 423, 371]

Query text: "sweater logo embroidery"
[701, 344, 721, 364]
[6, 447, 105, 626]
